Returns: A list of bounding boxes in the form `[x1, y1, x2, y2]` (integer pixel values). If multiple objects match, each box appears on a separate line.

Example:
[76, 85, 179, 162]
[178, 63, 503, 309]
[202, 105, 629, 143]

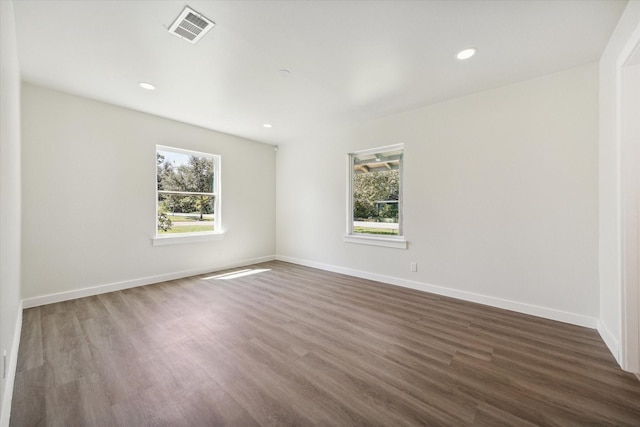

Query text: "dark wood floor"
[10, 261, 640, 426]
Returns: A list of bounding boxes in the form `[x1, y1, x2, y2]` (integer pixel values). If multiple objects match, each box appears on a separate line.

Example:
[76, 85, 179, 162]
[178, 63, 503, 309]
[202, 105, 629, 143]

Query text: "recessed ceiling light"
[456, 48, 477, 60]
[139, 82, 156, 90]
[278, 69, 291, 78]
[263, 123, 273, 128]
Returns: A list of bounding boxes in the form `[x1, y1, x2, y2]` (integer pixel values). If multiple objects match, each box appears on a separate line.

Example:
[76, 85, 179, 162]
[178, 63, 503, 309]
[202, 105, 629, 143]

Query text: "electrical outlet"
[410, 262, 417, 272]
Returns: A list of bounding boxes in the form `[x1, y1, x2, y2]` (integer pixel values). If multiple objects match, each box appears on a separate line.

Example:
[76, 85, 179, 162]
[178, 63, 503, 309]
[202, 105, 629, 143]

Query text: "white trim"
[152, 231, 225, 246]
[158, 190, 216, 197]
[276, 255, 598, 329]
[0, 302, 22, 427]
[598, 320, 621, 364]
[346, 153, 353, 236]
[343, 234, 408, 249]
[22, 255, 275, 308]
[618, 22, 640, 373]
[620, 61, 640, 372]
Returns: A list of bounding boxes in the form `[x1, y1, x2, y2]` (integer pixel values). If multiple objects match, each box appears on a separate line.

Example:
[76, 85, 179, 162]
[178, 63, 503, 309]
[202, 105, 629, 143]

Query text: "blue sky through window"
[158, 149, 190, 168]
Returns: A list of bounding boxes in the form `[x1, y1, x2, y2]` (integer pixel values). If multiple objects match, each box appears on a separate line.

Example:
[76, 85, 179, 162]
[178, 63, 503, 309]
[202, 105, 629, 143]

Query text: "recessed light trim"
[139, 82, 156, 90]
[263, 123, 273, 128]
[456, 48, 477, 60]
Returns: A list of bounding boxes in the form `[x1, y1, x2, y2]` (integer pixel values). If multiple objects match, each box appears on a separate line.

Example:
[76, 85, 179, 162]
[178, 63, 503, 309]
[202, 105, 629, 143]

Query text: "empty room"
[2, 0, 640, 425]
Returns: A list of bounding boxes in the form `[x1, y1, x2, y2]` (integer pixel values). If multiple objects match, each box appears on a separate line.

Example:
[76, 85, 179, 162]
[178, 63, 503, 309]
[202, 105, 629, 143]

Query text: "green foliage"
[158, 224, 213, 234]
[157, 211, 172, 232]
[157, 154, 215, 220]
[161, 214, 212, 223]
[157, 153, 171, 191]
[353, 169, 399, 220]
[353, 226, 398, 235]
[379, 203, 398, 220]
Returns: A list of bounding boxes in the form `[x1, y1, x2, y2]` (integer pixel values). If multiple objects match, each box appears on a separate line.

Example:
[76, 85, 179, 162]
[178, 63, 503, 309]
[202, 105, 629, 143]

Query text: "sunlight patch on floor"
[203, 268, 272, 280]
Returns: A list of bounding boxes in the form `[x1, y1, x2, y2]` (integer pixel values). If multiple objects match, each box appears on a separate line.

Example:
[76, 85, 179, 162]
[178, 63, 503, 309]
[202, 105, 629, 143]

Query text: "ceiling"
[12, 0, 627, 146]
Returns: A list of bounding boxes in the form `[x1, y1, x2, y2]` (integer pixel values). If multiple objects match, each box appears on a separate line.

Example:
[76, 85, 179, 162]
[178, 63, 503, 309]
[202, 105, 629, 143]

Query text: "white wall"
[0, 1, 23, 425]
[598, 1, 640, 367]
[277, 63, 599, 325]
[21, 84, 276, 302]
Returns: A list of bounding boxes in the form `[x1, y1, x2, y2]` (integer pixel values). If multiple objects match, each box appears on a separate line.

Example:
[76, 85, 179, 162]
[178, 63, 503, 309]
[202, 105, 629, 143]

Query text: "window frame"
[152, 145, 224, 246]
[345, 143, 407, 249]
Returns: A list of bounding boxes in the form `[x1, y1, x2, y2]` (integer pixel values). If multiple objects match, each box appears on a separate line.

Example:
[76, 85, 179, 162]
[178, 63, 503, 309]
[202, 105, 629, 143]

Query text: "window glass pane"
[157, 150, 214, 193]
[157, 194, 215, 234]
[352, 150, 401, 236]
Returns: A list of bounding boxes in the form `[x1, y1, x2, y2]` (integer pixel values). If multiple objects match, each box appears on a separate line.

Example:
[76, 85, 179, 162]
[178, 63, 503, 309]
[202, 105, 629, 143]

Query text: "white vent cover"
[168, 6, 214, 44]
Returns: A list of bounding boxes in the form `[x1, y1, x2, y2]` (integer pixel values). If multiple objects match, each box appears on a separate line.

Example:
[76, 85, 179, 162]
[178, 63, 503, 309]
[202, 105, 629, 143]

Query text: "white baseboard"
[597, 321, 620, 365]
[276, 255, 598, 329]
[0, 301, 23, 427]
[22, 255, 275, 309]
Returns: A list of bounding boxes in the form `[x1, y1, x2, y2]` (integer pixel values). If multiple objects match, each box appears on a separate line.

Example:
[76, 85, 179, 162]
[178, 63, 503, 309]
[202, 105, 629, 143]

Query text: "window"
[154, 146, 222, 245]
[345, 144, 406, 249]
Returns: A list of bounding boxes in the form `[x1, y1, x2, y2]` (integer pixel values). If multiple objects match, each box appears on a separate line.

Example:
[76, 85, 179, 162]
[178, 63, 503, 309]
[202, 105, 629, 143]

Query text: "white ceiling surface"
[12, 0, 627, 146]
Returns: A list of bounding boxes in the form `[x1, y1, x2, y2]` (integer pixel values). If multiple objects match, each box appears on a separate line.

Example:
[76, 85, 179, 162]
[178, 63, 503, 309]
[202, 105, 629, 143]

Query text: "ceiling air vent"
[168, 6, 215, 44]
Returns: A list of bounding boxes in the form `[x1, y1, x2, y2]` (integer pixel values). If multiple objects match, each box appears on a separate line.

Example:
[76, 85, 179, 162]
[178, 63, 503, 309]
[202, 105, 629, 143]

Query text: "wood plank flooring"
[10, 261, 640, 426]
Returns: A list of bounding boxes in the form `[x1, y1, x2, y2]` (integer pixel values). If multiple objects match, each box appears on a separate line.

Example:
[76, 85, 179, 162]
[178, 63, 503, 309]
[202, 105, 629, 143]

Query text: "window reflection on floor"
[203, 268, 271, 280]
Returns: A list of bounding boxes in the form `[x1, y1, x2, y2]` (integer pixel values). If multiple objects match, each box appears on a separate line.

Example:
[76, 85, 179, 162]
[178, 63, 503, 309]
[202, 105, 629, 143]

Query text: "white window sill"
[344, 234, 407, 249]
[152, 231, 226, 246]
